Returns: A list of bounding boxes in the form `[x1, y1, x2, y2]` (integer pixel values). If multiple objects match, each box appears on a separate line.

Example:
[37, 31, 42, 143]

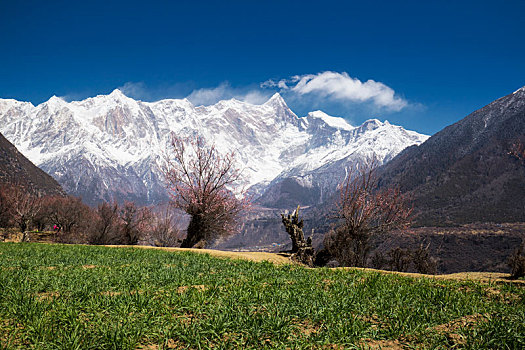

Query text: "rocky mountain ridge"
[0, 90, 428, 206]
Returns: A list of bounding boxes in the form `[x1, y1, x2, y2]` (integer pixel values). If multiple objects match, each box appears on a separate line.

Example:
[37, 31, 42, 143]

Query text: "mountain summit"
[0, 91, 427, 205]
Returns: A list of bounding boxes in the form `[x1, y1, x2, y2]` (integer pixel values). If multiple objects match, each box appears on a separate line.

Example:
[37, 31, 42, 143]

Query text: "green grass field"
[0, 243, 524, 349]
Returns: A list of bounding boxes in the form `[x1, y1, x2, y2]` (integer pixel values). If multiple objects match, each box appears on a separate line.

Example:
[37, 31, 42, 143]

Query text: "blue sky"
[0, 0, 523, 135]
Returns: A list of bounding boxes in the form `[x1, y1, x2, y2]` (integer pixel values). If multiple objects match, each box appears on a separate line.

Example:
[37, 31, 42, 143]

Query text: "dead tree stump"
[281, 206, 314, 267]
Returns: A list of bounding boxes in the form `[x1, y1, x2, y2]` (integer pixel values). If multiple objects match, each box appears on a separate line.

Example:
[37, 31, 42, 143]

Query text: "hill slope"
[0, 131, 64, 195]
[378, 87, 525, 225]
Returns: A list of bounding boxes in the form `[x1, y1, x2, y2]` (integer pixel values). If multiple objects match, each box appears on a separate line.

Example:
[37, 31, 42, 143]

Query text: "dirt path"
[350, 267, 525, 285]
[5, 238, 522, 284]
[108, 245, 523, 284]
[104, 245, 293, 265]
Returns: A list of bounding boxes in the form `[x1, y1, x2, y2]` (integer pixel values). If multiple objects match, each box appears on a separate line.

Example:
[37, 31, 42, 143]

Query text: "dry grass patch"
[35, 291, 59, 301]
[355, 314, 386, 330]
[250, 305, 268, 315]
[100, 291, 122, 297]
[348, 268, 525, 286]
[104, 245, 293, 264]
[1, 266, 18, 271]
[176, 285, 207, 294]
[360, 339, 407, 349]
[292, 318, 320, 337]
[0, 317, 26, 348]
[100, 290, 146, 297]
[430, 313, 489, 345]
[136, 339, 184, 349]
[174, 313, 195, 325]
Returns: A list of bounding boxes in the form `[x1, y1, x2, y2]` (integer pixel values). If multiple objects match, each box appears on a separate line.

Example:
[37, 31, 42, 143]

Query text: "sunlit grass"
[0, 243, 523, 349]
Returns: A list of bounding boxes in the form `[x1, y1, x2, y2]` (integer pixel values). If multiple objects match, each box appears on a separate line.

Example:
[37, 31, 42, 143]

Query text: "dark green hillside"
[0, 243, 524, 349]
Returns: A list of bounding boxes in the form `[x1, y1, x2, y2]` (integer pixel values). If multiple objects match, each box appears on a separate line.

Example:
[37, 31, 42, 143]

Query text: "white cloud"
[186, 82, 270, 106]
[116, 72, 410, 112]
[261, 71, 408, 111]
[118, 82, 150, 100]
[117, 81, 195, 101]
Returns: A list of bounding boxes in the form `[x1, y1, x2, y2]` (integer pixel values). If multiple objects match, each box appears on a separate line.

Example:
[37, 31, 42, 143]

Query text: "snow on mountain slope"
[0, 90, 428, 206]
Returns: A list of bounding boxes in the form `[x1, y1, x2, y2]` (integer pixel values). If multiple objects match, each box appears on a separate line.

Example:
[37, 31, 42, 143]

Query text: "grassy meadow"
[0, 243, 524, 349]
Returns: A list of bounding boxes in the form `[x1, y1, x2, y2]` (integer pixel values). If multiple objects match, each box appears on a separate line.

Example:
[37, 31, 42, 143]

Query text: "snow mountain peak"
[46, 95, 65, 105]
[266, 92, 285, 103]
[360, 118, 383, 129]
[306, 110, 353, 131]
[264, 92, 289, 109]
[0, 91, 428, 206]
[109, 88, 127, 98]
[513, 86, 525, 94]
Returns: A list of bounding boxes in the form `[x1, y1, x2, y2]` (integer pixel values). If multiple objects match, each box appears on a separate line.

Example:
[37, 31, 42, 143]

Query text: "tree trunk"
[281, 206, 314, 267]
[181, 214, 206, 248]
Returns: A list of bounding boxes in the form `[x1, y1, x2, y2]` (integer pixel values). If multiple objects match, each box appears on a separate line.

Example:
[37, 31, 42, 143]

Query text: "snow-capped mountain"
[0, 90, 428, 206]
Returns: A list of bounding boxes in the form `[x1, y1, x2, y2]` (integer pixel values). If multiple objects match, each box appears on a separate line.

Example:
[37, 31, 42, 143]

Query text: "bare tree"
[387, 247, 411, 272]
[324, 163, 412, 267]
[281, 205, 314, 266]
[410, 243, 437, 274]
[508, 242, 525, 279]
[164, 134, 248, 248]
[45, 195, 92, 235]
[119, 201, 151, 245]
[149, 205, 185, 247]
[2, 185, 42, 240]
[88, 201, 121, 245]
[0, 185, 12, 228]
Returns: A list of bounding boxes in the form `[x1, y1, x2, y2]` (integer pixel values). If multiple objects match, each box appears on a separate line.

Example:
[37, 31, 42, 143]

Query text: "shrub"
[88, 201, 121, 245]
[1, 185, 42, 239]
[508, 242, 525, 278]
[387, 247, 411, 272]
[148, 206, 185, 247]
[324, 162, 412, 267]
[411, 244, 437, 274]
[119, 201, 151, 245]
[0, 185, 12, 228]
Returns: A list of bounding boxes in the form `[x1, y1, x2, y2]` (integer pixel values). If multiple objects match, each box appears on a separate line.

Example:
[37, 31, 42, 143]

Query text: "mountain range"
[0, 90, 427, 207]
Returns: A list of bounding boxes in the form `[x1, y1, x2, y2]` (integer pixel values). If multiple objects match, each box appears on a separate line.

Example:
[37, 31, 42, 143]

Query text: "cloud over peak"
[262, 71, 408, 111]
[186, 82, 270, 106]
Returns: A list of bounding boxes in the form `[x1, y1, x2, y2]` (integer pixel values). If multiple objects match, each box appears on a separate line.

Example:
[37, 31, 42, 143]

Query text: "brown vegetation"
[509, 139, 525, 165]
[147, 205, 185, 247]
[0, 183, 184, 247]
[323, 163, 412, 267]
[370, 244, 437, 274]
[508, 242, 525, 278]
[2, 185, 42, 237]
